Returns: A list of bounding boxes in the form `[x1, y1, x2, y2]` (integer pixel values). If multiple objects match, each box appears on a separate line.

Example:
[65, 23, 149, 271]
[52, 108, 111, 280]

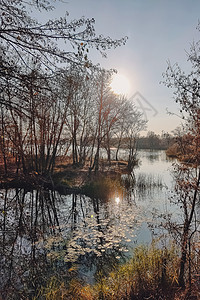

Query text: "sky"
[36, 0, 200, 135]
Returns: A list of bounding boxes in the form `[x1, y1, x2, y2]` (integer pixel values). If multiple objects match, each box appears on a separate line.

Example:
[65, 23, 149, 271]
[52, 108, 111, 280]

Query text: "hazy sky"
[38, 0, 200, 134]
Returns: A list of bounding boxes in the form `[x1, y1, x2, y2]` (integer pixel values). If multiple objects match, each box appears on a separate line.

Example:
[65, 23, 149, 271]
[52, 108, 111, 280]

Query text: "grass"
[90, 243, 179, 299]
[35, 243, 181, 300]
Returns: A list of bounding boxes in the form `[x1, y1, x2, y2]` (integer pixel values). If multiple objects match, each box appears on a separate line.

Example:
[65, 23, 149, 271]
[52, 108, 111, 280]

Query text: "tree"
[163, 27, 200, 289]
[122, 102, 146, 170]
[111, 96, 128, 161]
[146, 131, 160, 149]
[0, 0, 127, 81]
[89, 70, 114, 173]
[0, 0, 128, 176]
[65, 68, 95, 167]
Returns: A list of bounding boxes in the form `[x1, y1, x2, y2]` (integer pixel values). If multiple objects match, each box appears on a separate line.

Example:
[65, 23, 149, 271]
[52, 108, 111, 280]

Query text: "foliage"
[166, 143, 181, 158]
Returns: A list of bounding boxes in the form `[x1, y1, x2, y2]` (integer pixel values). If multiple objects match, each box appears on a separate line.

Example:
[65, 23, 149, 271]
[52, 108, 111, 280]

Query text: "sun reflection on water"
[115, 197, 120, 204]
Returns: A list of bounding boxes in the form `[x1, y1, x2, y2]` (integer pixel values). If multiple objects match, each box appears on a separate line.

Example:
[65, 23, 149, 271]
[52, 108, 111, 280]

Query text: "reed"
[35, 243, 180, 299]
[136, 173, 163, 190]
[91, 243, 179, 299]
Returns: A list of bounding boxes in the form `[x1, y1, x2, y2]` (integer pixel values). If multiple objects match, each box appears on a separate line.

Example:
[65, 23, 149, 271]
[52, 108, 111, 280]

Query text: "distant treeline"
[136, 131, 175, 150]
[112, 131, 175, 150]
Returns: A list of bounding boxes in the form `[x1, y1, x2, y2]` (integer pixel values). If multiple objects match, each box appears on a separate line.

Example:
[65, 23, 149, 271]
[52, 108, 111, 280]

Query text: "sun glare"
[115, 197, 120, 204]
[110, 74, 130, 95]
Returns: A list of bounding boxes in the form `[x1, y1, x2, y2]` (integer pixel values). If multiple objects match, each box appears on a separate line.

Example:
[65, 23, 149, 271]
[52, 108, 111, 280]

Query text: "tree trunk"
[0, 106, 7, 174]
[178, 168, 200, 287]
[178, 224, 188, 288]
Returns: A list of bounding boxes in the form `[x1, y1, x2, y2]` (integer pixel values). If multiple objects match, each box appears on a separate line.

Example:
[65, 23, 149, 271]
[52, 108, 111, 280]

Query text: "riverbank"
[35, 242, 199, 300]
[0, 158, 130, 194]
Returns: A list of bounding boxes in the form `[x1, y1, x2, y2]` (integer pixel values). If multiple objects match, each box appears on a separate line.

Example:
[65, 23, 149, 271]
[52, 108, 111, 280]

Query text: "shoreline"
[0, 162, 129, 195]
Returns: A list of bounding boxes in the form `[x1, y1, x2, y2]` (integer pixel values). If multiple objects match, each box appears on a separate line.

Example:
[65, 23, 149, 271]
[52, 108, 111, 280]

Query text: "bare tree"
[0, 0, 128, 176]
[163, 29, 200, 289]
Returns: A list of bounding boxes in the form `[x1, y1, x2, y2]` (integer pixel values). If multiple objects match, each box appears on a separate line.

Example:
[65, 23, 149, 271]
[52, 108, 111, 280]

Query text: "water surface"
[0, 149, 178, 297]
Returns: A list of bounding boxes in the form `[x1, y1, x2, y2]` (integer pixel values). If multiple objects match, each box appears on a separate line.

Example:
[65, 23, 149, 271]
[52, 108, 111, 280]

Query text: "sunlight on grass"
[36, 242, 180, 300]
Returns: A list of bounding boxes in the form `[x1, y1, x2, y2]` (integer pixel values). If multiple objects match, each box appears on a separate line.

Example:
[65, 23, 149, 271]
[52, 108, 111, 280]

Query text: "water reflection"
[57, 193, 140, 264]
[115, 197, 120, 204]
[0, 188, 62, 299]
[0, 186, 141, 297]
[0, 150, 178, 298]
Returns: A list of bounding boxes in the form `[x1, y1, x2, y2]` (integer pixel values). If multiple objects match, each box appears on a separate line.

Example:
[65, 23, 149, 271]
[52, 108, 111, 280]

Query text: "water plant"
[35, 242, 181, 299]
[136, 172, 163, 190]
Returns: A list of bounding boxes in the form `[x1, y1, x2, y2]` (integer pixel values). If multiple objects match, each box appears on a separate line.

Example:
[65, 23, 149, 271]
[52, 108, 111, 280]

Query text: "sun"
[110, 74, 130, 95]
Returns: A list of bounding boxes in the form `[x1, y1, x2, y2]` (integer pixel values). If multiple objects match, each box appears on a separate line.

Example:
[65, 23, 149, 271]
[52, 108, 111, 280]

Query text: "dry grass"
[35, 243, 185, 300]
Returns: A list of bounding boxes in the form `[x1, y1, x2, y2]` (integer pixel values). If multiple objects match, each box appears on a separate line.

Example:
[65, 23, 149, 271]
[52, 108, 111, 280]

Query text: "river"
[0, 149, 178, 298]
